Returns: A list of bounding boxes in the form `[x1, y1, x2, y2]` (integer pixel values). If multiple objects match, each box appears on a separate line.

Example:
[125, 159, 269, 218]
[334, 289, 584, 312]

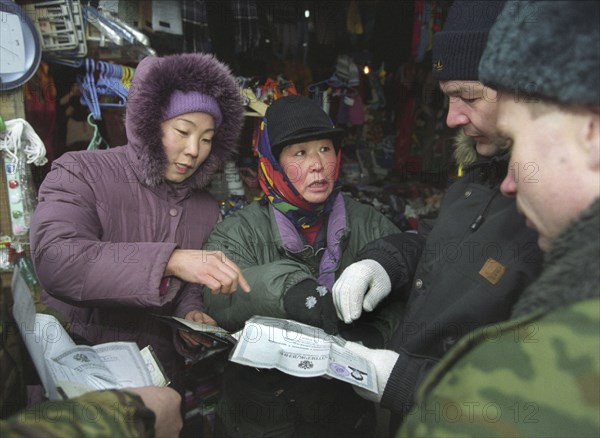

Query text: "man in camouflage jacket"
[1, 390, 157, 437]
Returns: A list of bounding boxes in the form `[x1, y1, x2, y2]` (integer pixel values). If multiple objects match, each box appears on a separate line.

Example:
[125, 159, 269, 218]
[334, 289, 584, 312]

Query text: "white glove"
[332, 259, 391, 323]
[345, 341, 399, 403]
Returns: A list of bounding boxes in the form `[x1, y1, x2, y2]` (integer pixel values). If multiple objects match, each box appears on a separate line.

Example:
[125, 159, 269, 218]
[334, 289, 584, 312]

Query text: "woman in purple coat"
[29, 53, 249, 392]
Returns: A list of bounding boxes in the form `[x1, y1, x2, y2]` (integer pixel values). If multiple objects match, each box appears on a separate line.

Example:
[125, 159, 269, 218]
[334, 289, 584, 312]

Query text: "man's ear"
[583, 111, 600, 171]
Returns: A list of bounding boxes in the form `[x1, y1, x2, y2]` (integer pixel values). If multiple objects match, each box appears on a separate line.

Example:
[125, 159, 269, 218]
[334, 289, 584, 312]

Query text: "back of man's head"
[432, 1, 506, 81]
[480, 1, 600, 108]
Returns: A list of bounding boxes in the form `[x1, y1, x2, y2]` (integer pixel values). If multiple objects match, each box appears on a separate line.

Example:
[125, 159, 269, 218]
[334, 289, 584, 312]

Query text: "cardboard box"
[140, 0, 183, 35]
[98, 0, 142, 28]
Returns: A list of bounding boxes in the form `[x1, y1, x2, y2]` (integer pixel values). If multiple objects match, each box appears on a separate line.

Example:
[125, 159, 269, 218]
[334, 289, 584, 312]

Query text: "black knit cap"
[480, 1, 600, 107]
[265, 95, 345, 157]
[432, 1, 506, 80]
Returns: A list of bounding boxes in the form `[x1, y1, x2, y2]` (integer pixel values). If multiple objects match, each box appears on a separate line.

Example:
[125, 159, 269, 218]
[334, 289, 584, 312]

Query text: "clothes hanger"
[120, 65, 134, 90]
[307, 79, 330, 93]
[78, 58, 102, 120]
[93, 61, 128, 108]
[86, 113, 110, 150]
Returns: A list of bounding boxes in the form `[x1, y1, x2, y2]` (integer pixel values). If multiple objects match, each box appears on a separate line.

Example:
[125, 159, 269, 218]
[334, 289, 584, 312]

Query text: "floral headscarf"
[257, 122, 342, 230]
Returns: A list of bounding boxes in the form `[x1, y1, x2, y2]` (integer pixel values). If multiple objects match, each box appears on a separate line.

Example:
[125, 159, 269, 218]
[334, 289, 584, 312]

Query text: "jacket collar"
[272, 193, 348, 289]
[511, 198, 600, 318]
[454, 130, 510, 186]
[463, 152, 509, 187]
[124, 145, 193, 202]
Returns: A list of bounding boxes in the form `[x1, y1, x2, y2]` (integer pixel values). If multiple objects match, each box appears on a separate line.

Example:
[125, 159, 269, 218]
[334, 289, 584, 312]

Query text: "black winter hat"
[265, 96, 345, 157]
[432, 1, 506, 80]
[480, 1, 600, 107]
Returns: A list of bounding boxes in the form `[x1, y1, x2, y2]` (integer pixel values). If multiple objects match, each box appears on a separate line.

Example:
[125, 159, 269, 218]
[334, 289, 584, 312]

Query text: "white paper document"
[230, 316, 378, 393]
[169, 316, 230, 334]
[11, 267, 167, 400]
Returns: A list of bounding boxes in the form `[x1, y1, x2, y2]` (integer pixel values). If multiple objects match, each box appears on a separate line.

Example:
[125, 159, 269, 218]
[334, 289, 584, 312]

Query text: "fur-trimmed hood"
[452, 130, 478, 168]
[453, 130, 512, 183]
[125, 53, 243, 189]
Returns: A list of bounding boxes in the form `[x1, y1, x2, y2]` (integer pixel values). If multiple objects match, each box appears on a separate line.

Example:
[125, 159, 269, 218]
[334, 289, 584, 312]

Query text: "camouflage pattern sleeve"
[398, 298, 600, 437]
[0, 390, 156, 438]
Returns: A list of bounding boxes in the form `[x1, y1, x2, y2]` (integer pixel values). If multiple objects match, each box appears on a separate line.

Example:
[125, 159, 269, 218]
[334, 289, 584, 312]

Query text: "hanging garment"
[334, 55, 360, 87]
[335, 91, 349, 126]
[230, 0, 261, 54]
[23, 61, 57, 165]
[347, 93, 365, 126]
[394, 97, 416, 171]
[181, 0, 212, 53]
[315, 3, 339, 45]
[411, 0, 424, 60]
[346, 0, 364, 35]
[415, 0, 433, 62]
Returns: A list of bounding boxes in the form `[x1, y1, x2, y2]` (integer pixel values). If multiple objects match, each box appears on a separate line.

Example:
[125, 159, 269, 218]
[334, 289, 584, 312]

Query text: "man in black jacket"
[331, 0, 543, 431]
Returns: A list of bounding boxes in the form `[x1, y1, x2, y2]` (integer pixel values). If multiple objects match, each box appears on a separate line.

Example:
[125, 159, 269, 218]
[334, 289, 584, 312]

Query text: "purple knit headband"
[162, 90, 223, 128]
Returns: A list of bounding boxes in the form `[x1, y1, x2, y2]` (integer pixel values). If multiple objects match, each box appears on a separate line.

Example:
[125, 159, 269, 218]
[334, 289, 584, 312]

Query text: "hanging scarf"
[257, 121, 342, 230]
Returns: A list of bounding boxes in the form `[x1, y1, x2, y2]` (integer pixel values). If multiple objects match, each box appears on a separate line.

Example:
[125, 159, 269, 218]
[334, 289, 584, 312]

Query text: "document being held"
[11, 267, 168, 400]
[230, 316, 378, 393]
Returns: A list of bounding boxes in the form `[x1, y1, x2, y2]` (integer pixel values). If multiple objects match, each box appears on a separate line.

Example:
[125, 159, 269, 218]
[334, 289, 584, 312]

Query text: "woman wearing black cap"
[204, 95, 408, 437]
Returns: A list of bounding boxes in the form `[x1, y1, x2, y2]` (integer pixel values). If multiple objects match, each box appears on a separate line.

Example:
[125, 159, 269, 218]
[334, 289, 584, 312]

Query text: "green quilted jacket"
[204, 194, 403, 345]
